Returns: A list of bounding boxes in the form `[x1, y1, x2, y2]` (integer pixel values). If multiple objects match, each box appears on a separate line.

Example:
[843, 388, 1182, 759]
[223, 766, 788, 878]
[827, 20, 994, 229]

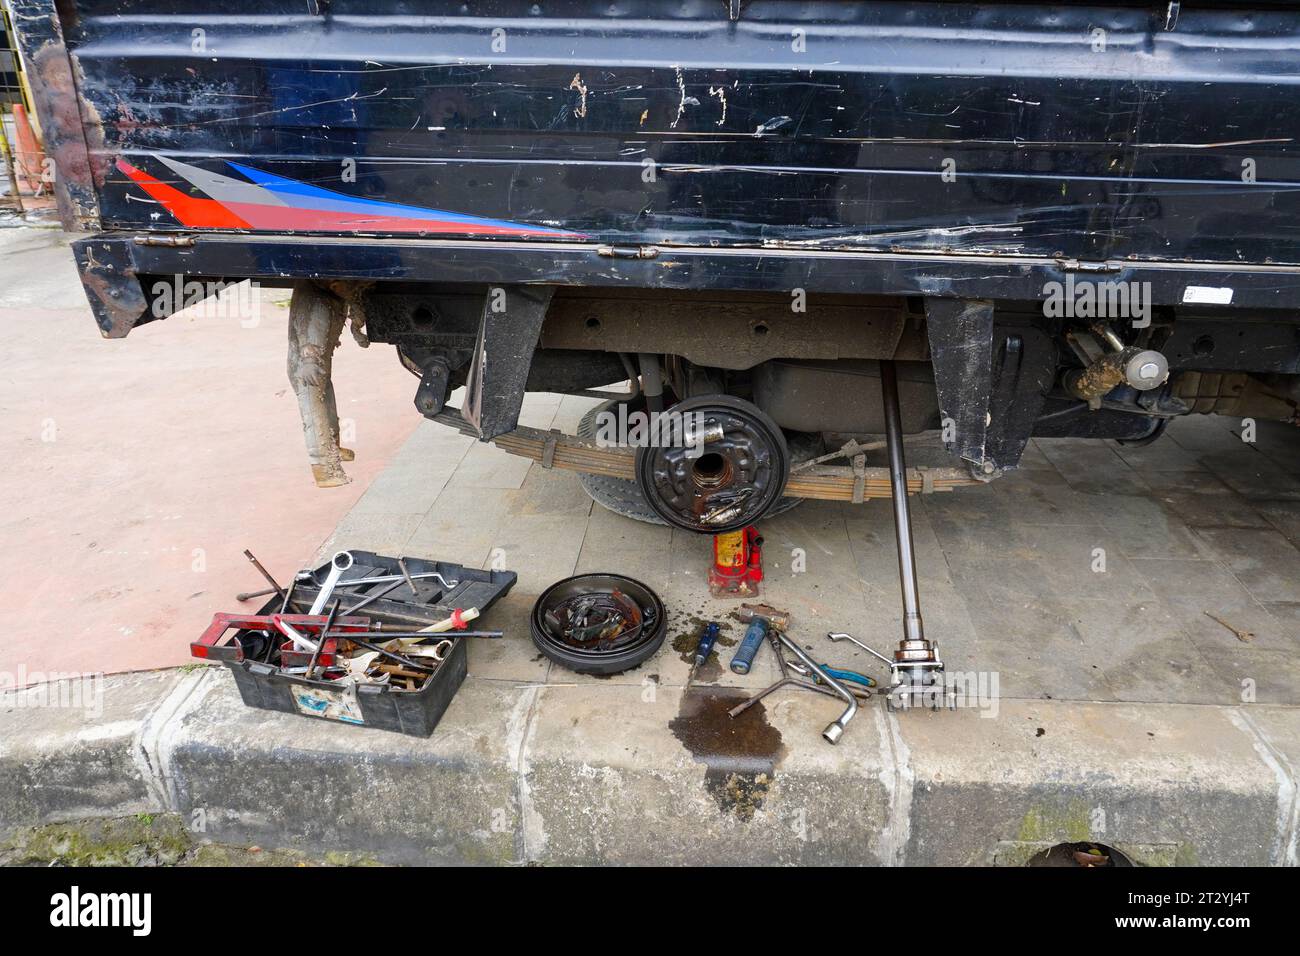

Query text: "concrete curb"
[2, 667, 1297, 865]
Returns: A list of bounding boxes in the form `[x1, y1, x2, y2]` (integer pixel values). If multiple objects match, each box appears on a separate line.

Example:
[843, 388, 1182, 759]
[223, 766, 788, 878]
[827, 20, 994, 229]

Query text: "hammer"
[730, 603, 790, 675]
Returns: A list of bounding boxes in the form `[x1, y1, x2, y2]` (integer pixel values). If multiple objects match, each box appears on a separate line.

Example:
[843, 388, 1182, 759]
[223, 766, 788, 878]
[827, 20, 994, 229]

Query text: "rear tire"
[575, 399, 809, 525]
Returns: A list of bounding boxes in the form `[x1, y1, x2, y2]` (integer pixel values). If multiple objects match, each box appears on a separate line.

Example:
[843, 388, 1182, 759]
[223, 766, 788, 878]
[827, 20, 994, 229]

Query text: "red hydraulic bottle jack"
[708, 525, 763, 598]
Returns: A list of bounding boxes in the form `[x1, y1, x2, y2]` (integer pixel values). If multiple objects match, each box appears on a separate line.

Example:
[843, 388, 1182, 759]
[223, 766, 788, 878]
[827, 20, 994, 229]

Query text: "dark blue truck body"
[12, 0, 1300, 476]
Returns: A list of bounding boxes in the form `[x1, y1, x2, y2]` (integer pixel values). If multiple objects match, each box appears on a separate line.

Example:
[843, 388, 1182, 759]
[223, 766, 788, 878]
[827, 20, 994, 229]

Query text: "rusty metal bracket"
[541, 429, 561, 469]
[924, 298, 996, 468]
[72, 237, 149, 338]
[461, 285, 555, 441]
[8, 2, 103, 231]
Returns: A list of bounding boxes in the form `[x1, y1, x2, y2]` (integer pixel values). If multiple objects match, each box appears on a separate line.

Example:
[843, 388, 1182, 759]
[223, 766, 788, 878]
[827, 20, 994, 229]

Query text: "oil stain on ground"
[669, 616, 737, 684]
[669, 687, 786, 821]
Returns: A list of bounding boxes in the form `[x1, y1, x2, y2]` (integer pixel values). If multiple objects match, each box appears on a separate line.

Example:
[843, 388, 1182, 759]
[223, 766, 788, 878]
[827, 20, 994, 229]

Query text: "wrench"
[309, 551, 355, 616]
[827, 631, 894, 666]
[297, 568, 460, 590]
[778, 632, 857, 744]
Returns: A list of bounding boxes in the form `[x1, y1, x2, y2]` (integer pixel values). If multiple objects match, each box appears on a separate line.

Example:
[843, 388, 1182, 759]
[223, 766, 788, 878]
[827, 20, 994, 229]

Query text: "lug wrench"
[827, 632, 894, 666]
[729, 675, 870, 719]
[777, 632, 856, 743]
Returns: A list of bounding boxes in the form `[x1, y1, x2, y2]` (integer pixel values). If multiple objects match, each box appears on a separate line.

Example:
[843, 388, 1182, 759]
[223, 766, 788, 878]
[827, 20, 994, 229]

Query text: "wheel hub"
[635, 395, 790, 533]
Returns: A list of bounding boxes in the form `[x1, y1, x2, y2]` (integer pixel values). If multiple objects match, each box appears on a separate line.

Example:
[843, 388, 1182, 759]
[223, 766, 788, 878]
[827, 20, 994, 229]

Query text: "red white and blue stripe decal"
[116, 156, 583, 238]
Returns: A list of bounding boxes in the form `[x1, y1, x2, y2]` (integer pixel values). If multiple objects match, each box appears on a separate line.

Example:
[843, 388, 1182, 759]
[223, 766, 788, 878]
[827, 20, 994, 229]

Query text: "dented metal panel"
[11, 0, 1300, 266]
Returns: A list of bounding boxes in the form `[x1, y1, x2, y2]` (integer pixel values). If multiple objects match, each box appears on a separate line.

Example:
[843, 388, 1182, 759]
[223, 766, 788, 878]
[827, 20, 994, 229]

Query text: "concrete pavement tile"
[1254, 498, 1300, 548]
[921, 469, 1100, 555]
[1193, 526, 1300, 603]
[969, 635, 1115, 702]
[1017, 440, 1057, 470]
[505, 464, 595, 517]
[484, 513, 586, 593]
[465, 590, 551, 683]
[317, 512, 419, 559]
[946, 527, 1158, 606]
[405, 486, 515, 570]
[1194, 645, 1300, 708]
[550, 393, 604, 432]
[1073, 605, 1233, 707]
[1034, 437, 1150, 496]
[1149, 472, 1272, 530]
[1166, 414, 1254, 456]
[1200, 449, 1300, 501]
[1110, 435, 1210, 473]
[1262, 602, 1300, 630]
[1084, 492, 1208, 560]
[348, 460, 462, 516]
[1129, 557, 1299, 654]
[955, 584, 1116, 701]
[843, 497, 950, 585]
[444, 440, 534, 490]
[1251, 420, 1300, 475]
[384, 420, 476, 470]
[574, 505, 671, 580]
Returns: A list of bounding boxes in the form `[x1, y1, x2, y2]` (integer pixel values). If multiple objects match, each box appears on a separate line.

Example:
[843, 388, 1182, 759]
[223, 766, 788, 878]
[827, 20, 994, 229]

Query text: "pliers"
[784, 659, 876, 689]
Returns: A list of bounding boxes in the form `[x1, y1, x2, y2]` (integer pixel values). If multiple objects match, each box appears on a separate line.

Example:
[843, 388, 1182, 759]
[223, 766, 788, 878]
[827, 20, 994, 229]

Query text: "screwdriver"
[686, 621, 721, 690]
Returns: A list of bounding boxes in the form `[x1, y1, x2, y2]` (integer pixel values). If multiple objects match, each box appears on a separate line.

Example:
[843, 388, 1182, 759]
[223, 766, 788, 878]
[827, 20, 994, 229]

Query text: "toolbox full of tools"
[193, 550, 516, 736]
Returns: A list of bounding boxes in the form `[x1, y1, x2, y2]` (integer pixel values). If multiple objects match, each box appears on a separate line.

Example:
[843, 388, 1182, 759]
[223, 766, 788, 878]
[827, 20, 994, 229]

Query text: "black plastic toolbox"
[228, 637, 469, 735]
[200, 552, 515, 736]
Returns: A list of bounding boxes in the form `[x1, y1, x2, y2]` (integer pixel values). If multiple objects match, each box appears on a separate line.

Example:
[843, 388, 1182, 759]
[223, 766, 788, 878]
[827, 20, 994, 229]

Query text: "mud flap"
[924, 298, 996, 470]
[72, 237, 150, 338]
[461, 285, 555, 440]
[924, 299, 1055, 475]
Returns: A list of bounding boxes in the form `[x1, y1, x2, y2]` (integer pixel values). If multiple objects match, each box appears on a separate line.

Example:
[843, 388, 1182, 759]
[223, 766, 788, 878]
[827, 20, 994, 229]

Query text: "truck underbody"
[13, 0, 1300, 523]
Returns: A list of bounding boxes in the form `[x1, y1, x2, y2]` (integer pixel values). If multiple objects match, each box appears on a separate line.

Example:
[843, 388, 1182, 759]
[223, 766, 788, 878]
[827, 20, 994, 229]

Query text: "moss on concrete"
[0, 814, 193, 866]
[0, 815, 377, 867]
[1016, 801, 1093, 844]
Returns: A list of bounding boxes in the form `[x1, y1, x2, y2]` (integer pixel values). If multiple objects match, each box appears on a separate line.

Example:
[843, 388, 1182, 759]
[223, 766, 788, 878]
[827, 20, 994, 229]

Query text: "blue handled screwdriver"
[686, 621, 721, 689]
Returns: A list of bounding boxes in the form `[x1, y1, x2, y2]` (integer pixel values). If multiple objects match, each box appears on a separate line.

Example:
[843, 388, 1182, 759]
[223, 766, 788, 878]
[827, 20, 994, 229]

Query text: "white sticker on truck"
[1182, 286, 1234, 305]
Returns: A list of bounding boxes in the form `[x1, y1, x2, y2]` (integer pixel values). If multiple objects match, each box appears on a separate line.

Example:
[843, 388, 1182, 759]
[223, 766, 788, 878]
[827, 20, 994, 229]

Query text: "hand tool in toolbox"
[321, 629, 504, 640]
[242, 549, 287, 603]
[283, 550, 508, 630]
[191, 612, 373, 663]
[729, 603, 789, 675]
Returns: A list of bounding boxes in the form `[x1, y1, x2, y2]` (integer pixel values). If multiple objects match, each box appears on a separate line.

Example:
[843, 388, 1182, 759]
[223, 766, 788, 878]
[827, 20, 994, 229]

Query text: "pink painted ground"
[0, 239, 416, 682]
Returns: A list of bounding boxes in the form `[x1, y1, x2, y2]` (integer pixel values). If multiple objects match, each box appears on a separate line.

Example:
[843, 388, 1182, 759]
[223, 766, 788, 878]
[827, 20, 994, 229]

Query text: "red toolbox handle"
[191, 613, 371, 663]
